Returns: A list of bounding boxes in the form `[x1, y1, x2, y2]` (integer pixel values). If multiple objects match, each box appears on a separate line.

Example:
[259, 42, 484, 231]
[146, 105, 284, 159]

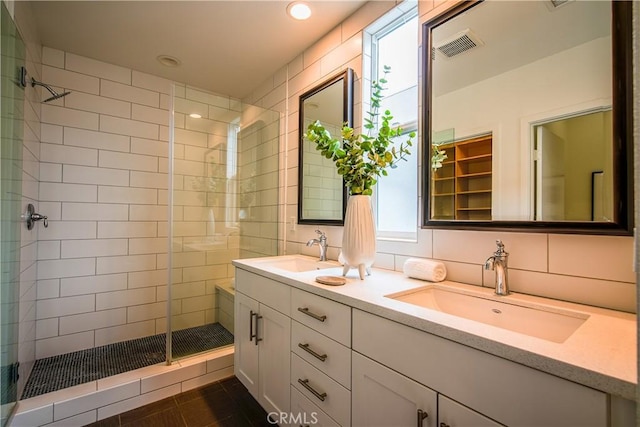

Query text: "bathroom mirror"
[298, 69, 353, 225]
[423, 1, 632, 234]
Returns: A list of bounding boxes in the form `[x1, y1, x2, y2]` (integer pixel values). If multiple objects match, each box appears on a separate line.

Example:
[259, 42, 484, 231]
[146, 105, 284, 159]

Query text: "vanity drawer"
[353, 309, 608, 427]
[291, 288, 351, 346]
[291, 386, 340, 427]
[291, 353, 351, 426]
[292, 321, 351, 389]
[235, 268, 290, 315]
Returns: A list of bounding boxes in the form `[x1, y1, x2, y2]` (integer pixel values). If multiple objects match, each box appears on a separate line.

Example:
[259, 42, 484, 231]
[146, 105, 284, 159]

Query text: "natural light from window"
[369, 7, 419, 240]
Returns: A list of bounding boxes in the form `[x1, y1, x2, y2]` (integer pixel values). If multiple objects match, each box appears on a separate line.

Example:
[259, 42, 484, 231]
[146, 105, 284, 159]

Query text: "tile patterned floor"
[23, 323, 234, 399]
[85, 376, 271, 427]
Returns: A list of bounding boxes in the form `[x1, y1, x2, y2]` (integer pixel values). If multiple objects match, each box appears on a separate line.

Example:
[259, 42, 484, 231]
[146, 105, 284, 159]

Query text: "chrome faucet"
[306, 229, 328, 261]
[484, 240, 510, 296]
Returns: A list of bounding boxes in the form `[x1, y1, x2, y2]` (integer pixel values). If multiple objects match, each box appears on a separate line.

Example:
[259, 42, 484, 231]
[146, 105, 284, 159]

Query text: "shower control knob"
[31, 213, 48, 228]
[24, 203, 48, 230]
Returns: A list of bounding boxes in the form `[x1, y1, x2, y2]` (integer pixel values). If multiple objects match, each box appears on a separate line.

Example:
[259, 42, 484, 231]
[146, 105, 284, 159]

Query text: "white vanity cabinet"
[289, 288, 352, 426]
[352, 352, 437, 427]
[352, 351, 500, 427]
[352, 309, 609, 427]
[234, 269, 291, 416]
[233, 262, 630, 427]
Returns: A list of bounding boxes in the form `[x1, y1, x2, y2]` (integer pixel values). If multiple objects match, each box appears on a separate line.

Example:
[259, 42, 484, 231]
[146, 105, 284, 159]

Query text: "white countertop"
[232, 255, 637, 400]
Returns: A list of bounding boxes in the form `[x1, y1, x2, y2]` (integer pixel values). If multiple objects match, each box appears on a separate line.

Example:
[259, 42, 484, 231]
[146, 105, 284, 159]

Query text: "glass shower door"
[167, 86, 279, 362]
[1, 2, 25, 425]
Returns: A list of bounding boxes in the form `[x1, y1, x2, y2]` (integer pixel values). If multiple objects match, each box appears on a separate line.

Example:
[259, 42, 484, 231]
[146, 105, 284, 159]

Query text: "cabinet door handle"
[249, 310, 256, 342]
[297, 307, 327, 322]
[298, 343, 327, 362]
[439, 423, 450, 427]
[249, 310, 257, 343]
[254, 314, 263, 345]
[417, 409, 428, 427]
[297, 378, 327, 402]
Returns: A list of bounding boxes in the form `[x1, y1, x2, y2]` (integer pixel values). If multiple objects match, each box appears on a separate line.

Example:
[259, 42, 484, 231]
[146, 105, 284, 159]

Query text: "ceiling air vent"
[434, 29, 483, 59]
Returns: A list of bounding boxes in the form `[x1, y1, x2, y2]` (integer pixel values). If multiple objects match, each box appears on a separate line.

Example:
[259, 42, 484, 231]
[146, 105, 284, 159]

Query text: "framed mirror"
[423, 1, 632, 234]
[298, 68, 354, 225]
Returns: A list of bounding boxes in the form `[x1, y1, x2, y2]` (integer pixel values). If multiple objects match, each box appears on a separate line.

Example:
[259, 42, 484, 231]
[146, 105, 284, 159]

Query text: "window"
[366, 4, 419, 240]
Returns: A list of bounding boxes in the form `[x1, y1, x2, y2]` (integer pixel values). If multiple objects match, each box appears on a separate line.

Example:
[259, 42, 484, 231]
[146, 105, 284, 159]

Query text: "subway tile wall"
[35, 47, 169, 358]
[301, 122, 343, 220]
[34, 47, 259, 359]
[244, 0, 636, 314]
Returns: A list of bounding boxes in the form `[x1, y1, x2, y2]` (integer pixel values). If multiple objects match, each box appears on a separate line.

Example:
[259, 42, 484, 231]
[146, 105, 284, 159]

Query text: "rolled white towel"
[403, 258, 447, 282]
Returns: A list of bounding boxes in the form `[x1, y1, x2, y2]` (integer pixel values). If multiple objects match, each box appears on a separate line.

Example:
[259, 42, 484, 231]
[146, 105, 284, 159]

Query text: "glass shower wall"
[0, 2, 25, 425]
[168, 86, 279, 361]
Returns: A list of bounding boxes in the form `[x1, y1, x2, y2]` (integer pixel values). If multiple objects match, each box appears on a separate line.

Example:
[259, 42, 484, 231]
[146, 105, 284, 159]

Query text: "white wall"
[244, 0, 635, 314]
[433, 36, 612, 219]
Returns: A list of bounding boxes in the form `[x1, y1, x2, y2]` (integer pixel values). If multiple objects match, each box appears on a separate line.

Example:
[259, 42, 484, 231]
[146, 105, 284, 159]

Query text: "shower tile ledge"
[9, 346, 234, 427]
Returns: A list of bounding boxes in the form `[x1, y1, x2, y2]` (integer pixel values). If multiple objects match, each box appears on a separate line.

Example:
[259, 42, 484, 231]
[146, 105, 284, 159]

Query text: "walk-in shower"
[16, 86, 279, 403]
[1, 2, 279, 418]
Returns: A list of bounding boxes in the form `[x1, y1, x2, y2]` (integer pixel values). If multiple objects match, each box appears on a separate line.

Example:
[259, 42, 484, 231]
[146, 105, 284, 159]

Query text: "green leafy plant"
[431, 142, 448, 170]
[304, 66, 415, 196]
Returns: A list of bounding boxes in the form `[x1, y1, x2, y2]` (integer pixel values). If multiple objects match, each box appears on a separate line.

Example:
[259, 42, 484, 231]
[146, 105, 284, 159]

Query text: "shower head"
[31, 78, 71, 103]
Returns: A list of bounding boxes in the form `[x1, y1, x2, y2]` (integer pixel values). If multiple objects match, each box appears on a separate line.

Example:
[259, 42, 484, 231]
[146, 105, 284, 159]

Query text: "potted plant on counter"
[304, 66, 415, 279]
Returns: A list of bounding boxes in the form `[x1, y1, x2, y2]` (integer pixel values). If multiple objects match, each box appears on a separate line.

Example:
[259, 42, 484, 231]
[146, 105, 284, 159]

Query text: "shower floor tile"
[22, 323, 234, 399]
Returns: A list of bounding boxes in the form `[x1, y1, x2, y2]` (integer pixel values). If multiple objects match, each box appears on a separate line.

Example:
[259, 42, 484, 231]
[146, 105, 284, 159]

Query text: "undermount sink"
[386, 285, 589, 343]
[255, 255, 340, 273]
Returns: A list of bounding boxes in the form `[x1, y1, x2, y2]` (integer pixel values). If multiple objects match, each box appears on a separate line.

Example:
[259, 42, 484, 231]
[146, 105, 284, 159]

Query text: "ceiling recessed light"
[287, 2, 311, 20]
[189, 113, 202, 119]
[156, 55, 181, 67]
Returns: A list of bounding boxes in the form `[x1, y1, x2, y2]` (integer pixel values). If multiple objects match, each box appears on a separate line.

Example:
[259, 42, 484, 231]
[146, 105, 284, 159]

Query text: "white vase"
[342, 195, 376, 280]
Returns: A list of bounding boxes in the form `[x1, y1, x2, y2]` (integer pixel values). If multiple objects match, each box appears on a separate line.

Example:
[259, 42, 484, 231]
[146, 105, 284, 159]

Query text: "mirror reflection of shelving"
[432, 134, 492, 220]
[431, 142, 455, 220]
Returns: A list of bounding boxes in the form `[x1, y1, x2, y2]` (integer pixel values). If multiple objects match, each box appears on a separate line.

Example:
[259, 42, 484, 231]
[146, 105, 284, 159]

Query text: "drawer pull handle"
[297, 378, 327, 402]
[439, 423, 450, 427]
[298, 343, 327, 362]
[417, 409, 428, 427]
[297, 307, 327, 322]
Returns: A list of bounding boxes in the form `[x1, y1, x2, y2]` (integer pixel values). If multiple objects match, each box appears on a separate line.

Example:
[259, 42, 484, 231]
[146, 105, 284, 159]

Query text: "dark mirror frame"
[298, 68, 354, 225]
[422, 1, 633, 235]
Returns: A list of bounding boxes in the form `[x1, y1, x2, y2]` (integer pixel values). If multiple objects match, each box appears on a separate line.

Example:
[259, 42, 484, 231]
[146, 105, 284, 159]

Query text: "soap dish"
[315, 276, 346, 286]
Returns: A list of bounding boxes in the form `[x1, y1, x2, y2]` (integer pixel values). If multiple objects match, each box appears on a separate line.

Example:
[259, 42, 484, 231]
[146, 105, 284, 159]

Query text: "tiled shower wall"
[236, 106, 281, 260]
[301, 121, 343, 220]
[244, 0, 636, 314]
[33, 47, 254, 359]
